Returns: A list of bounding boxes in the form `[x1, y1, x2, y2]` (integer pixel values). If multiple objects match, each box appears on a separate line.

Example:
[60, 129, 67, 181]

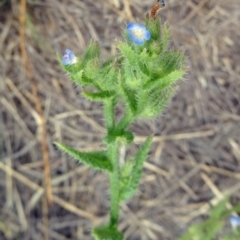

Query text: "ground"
[0, 0, 240, 239]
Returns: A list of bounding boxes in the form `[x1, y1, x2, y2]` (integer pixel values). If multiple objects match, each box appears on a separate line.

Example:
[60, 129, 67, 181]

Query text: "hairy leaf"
[83, 40, 100, 64]
[144, 69, 185, 92]
[145, 17, 161, 41]
[98, 65, 118, 91]
[119, 77, 138, 115]
[83, 90, 115, 101]
[55, 142, 112, 172]
[140, 88, 174, 119]
[117, 42, 138, 66]
[120, 137, 152, 200]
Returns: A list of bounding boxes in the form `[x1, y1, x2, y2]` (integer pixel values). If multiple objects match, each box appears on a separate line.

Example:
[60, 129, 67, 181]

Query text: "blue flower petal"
[69, 51, 75, 61]
[134, 23, 146, 31]
[230, 215, 240, 228]
[126, 23, 135, 30]
[62, 57, 71, 65]
[128, 31, 145, 45]
[62, 49, 77, 65]
[144, 30, 151, 40]
[126, 22, 151, 45]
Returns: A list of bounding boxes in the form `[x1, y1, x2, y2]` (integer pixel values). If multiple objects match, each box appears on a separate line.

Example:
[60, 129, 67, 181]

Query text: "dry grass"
[0, 0, 240, 239]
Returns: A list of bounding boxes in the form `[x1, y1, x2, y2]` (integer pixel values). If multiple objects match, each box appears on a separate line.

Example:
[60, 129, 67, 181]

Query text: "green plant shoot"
[55, 2, 186, 239]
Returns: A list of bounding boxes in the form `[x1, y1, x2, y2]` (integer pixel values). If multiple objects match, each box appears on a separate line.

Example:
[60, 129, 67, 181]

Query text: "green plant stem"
[104, 99, 121, 227]
[108, 141, 120, 227]
[104, 100, 115, 130]
[116, 112, 133, 133]
[108, 113, 133, 228]
[104, 100, 134, 228]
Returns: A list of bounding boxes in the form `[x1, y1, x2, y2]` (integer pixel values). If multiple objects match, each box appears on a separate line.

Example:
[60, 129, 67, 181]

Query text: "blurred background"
[0, 0, 240, 239]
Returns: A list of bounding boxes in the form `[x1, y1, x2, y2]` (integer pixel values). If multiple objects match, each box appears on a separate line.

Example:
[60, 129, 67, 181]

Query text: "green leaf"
[147, 50, 184, 81]
[121, 160, 134, 179]
[92, 225, 124, 240]
[70, 70, 84, 85]
[55, 142, 112, 172]
[140, 88, 174, 119]
[145, 69, 185, 92]
[210, 198, 229, 218]
[94, 60, 119, 91]
[102, 57, 115, 68]
[204, 218, 224, 240]
[80, 59, 101, 90]
[120, 137, 152, 200]
[83, 90, 115, 101]
[145, 17, 161, 41]
[160, 24, 170, 52]
[83, 40, 100, 63]
[117, 42, 138, 66]
[119, 76, 138, 115]
[70, 70, 98, 87]
[119, 160, 134, 198]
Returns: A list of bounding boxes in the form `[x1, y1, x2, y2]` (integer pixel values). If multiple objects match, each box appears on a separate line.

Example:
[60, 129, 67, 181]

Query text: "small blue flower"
[126, 23, 151, 45]
[230, 215, 240, 228]
[62, 49, 77, 65]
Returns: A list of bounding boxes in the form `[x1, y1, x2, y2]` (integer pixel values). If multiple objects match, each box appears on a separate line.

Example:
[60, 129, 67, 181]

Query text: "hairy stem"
[115, 112, 133, 133]
[104, 99, 121, 227]
[104, 100, 115, 131]
[108, 141, 120, 227]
